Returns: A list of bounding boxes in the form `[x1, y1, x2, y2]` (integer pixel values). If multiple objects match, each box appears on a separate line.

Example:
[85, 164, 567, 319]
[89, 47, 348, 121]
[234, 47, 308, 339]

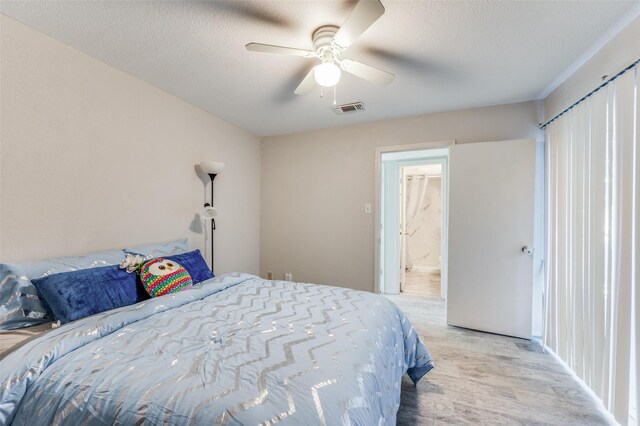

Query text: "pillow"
[123, 238, 189, 259]
[139, 258, 193, 297]
[0, 249, 125, 330]
[164, 250, 214, 284]
[31, 265, 149, 324]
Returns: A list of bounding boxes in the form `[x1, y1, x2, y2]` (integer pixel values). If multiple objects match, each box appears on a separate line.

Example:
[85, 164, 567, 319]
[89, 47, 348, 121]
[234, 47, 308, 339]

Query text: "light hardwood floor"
[389, 292, 612, 425]
[403, 270, 442, 299]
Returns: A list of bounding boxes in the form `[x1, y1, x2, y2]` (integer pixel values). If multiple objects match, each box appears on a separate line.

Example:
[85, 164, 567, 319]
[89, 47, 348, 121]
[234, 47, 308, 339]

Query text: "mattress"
[0, 273, 433, 424]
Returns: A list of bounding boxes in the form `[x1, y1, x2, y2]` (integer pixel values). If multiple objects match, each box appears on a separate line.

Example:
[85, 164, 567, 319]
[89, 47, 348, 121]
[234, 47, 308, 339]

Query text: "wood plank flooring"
[403, 270, 441, 299]
[389, 292, 613, 425]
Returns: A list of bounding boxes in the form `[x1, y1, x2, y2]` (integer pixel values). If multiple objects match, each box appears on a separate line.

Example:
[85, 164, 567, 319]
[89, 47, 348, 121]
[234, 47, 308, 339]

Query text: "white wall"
[405, 175, 441, 271]
[0, 15, 261, 275]
[261, 101, 541, 292]
[544, 14, 640, 122]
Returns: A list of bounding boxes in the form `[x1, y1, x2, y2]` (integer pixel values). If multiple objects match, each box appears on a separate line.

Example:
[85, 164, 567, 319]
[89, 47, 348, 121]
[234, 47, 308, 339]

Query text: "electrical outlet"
[267, 271, 273, 280]
[285, 273, 292, 281]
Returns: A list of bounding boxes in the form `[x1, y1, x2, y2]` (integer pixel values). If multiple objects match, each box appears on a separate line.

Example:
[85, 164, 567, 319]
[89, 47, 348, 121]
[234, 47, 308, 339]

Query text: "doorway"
[400, 163, 443, 299]
[376, 139, 543, 340]
[375, 141, 452, 298]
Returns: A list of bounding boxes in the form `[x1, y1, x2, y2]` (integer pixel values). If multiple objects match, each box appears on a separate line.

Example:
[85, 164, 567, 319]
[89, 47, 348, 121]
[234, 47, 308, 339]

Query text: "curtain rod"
[540, 57, 640, 129]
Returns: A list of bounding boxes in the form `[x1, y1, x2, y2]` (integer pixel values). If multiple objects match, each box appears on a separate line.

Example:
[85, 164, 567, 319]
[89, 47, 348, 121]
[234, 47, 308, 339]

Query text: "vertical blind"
[544, 64, 638, 424]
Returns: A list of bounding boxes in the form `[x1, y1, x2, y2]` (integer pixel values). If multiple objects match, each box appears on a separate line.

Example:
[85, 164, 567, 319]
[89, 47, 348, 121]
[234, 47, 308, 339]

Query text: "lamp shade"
[200, 161, 225, 175]
[314, 62, 341, 87]
[202, 205, 218, 219]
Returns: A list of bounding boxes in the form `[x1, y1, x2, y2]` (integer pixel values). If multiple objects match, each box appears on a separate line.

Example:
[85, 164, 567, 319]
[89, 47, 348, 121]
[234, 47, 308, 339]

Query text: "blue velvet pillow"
[164, 250, 214, 284]
[31, 265, 149, 324]
[0, 248, 126, 330]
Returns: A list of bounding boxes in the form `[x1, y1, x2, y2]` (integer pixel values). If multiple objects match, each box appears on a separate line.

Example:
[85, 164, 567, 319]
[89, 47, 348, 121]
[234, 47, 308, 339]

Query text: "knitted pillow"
[139, 258, 192, 297]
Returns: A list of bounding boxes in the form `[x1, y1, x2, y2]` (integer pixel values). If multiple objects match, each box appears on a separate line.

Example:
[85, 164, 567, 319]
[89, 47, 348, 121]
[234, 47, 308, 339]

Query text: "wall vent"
[331, 102, 365, 115]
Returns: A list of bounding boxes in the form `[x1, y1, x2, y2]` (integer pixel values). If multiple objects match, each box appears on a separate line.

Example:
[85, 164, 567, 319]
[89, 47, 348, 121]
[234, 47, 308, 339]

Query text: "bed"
[1, 271, 433, 425]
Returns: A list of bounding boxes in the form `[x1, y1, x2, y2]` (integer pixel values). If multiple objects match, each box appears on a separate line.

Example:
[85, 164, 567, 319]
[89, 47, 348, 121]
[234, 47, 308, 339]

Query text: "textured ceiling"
[1, 1, 638, 136]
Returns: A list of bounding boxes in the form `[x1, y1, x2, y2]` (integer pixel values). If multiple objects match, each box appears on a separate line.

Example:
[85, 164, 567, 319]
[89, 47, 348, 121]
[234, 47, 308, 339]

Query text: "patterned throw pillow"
[139, 258, 192, 297]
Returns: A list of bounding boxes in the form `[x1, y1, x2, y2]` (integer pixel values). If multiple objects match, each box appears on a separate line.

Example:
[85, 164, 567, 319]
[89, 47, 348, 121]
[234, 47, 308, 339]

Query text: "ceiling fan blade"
[333, 0, 385, 49]
[294, 68, 317, 95]
[246, 43, 315, 58]
[340, 59, 394, 86]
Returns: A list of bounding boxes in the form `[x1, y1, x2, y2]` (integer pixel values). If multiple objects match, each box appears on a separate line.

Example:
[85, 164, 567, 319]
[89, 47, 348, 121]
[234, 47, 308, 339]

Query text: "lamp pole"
[205, 173, 217, 273]
[199, 160, 224, 274]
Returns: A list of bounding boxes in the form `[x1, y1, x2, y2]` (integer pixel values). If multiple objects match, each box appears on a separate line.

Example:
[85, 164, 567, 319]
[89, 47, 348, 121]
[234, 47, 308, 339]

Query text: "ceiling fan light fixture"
[314, 61, 341, 87]
[246, 0, 393, 95]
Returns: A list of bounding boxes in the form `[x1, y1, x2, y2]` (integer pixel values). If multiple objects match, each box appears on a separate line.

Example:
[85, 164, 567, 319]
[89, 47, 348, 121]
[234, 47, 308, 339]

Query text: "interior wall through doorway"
[402, 163, 443, 298]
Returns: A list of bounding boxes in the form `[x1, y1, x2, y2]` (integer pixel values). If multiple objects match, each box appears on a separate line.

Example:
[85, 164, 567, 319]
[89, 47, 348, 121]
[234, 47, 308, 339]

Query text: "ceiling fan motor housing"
[245, 0, 393, 94]
[313, 25, 341, 61]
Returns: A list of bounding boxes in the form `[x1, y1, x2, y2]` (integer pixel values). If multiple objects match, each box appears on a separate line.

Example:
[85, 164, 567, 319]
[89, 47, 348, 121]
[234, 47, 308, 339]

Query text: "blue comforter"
[1, 273, 433, 425]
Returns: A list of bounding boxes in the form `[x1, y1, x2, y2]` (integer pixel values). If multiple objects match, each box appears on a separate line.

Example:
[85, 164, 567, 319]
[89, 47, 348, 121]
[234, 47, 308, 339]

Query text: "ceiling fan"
[245, 0, 394, 95]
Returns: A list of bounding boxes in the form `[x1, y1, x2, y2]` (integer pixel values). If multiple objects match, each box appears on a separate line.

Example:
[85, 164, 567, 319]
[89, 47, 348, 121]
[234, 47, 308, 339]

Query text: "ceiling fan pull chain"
[333, 85, 337, 105]
[320, 86, 324, 98]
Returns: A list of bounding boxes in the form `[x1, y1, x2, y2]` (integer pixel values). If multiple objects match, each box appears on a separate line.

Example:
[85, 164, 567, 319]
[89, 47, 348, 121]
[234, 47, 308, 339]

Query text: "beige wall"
[0, 15, 261, 275]
[544, 15, 640, 122]
[261, 101, 541, 292]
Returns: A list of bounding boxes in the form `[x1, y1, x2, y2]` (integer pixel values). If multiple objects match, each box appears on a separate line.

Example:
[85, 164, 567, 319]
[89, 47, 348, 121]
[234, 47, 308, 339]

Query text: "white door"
[447, 139, 535, 338]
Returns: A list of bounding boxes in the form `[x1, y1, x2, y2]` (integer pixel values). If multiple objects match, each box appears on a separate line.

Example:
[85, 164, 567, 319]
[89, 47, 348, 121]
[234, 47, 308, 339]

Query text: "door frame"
[374, 140, 455, 294]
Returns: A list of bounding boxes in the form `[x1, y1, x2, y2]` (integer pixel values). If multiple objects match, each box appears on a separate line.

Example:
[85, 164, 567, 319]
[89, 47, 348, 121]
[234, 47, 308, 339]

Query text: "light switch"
[364, 203, 372, 214]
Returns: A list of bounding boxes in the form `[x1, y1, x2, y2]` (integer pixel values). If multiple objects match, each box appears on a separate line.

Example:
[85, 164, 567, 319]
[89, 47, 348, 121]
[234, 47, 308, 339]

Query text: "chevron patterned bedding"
[0, 273, 433, 425]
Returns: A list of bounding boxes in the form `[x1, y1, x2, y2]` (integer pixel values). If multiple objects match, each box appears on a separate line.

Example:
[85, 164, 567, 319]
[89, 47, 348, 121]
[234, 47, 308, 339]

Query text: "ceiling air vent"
[331, 102, 365, 115]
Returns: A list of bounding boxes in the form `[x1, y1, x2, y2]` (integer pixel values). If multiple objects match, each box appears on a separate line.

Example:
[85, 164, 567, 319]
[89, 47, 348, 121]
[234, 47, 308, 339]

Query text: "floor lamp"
[200, 160, 225, 273]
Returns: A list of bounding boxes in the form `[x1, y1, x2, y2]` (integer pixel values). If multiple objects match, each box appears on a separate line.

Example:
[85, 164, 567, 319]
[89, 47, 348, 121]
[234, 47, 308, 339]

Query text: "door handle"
[521, 246, 533, 255]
